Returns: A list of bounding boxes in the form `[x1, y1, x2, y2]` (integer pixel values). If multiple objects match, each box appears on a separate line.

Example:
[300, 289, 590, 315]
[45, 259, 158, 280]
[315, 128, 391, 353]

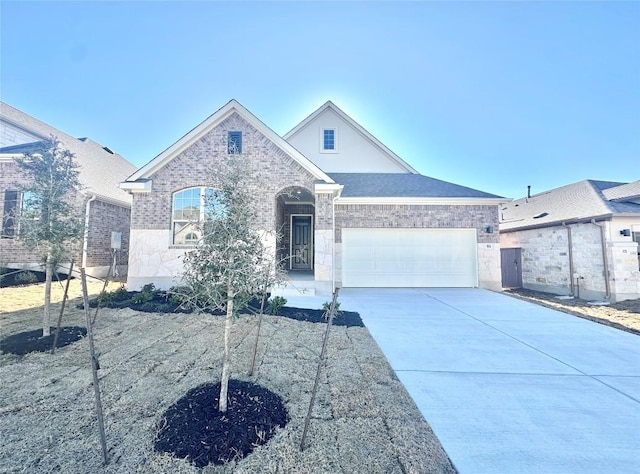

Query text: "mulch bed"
[81, 290, 364, 327]
[155, 379, 289, 468]
[0, 326, 87, 355]
[277, 306, 363, 327]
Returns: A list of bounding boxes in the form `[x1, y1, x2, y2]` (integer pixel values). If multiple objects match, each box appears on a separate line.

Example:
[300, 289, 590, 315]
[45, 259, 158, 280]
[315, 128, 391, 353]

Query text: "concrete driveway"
[286, 288, 640, 474]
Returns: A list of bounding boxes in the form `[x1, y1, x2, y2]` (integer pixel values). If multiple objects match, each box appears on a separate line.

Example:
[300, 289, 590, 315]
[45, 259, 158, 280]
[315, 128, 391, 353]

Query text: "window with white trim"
[2, 190, 37, 239]
[172, 187, 217, 245]
[322, 128, 335, 151]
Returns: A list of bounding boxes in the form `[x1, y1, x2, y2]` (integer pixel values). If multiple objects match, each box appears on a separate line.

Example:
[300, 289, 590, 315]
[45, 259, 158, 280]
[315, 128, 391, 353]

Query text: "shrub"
[266, 296, 287, 315]
[97, 285, 129, 305]
[321, 300, 341, 320]
[131, 283, 158, 304]
[15, 270, 38, 285]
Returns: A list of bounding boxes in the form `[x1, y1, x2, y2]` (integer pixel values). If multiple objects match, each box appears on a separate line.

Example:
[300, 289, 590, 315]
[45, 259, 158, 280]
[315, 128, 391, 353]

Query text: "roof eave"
[337, 196, 508, 205]
[499, 213, 614, 233]
[119, 179, 153, 193]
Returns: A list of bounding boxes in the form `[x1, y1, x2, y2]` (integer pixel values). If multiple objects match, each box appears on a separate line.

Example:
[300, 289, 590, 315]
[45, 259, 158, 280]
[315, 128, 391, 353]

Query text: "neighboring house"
[500, 180, 640, 302]
[120, 99, 506, 294]
[0, 102, 137, 278]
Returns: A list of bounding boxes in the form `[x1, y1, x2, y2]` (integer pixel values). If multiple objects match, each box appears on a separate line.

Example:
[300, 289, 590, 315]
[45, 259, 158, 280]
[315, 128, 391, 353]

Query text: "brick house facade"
[122, 100, 505, 294]
[0, 102, 136, 279]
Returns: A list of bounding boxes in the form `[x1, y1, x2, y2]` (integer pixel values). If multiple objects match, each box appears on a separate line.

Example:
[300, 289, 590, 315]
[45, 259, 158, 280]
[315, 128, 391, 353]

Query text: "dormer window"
[228, 131, 242, 154]
[321, 128, 337, 153]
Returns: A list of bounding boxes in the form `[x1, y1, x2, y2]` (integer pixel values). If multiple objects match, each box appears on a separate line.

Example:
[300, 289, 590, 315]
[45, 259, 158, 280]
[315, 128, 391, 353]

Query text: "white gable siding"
[287, 108, 409, 173]
[0, 118, 44, 147]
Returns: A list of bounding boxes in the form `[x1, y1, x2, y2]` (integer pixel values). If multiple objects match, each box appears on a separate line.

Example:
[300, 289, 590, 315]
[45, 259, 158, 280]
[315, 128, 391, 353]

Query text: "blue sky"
[1, 1, 638, 199]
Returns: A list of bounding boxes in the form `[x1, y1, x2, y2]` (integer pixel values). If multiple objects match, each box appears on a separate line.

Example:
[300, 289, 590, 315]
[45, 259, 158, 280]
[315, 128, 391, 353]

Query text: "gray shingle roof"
[499, 179, 640, 231]
[602, 180, 640, 202]
[327, 173, 503, 199]
[0, 102, 136, 206]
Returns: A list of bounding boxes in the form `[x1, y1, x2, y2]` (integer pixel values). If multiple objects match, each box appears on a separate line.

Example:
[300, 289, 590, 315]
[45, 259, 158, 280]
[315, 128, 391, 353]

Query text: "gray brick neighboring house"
[121, 100, 506, 295]
[0, 102, 137, 279]
[500, 180, 640, 302]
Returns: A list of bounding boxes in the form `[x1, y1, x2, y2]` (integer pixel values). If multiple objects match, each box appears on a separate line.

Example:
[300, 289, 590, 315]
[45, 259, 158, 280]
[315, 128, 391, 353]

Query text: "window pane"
[204, 189, 228, 220]
[228, 131, 242, 154]
[323, 129, 335, 150]
[2, 190, 18, 237]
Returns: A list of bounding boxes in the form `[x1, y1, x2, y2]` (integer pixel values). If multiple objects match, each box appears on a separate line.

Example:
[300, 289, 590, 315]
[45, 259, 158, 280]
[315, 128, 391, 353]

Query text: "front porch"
[272, 186, 338, 297]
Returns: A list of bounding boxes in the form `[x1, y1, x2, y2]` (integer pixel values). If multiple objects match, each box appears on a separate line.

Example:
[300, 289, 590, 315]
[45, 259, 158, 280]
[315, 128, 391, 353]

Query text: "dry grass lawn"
[0, 281, 456, 473]
[504, 288, 640, 335]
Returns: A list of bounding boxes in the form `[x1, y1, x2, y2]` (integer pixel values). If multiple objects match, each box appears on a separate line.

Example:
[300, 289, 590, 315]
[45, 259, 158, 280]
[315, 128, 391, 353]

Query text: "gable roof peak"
[123, 99, 334, 185]
[284, 100, 419, 174]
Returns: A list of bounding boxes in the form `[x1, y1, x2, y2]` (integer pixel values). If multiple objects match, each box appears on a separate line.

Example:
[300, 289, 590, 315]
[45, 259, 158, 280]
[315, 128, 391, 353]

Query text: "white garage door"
[342, 228, 478, 287]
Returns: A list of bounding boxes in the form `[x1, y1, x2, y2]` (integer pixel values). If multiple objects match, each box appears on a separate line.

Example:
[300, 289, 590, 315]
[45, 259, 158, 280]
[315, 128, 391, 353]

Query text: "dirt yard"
[504, 288, 640, 335]
[0, 282, 455, 473]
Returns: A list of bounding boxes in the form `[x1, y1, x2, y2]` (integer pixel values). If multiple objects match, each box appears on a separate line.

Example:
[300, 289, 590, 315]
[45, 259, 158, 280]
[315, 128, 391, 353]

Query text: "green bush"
[96, 285, 130, 305]
[131, 283, 158, 305]
[321, 301, 341, 320]
[14, 270, 38, 285]
[266, 296, 287, 315]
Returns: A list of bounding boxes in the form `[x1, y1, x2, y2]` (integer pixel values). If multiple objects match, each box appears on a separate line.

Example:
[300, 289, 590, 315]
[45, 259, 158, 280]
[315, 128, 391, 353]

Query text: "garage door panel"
[342, 228, 477, 288]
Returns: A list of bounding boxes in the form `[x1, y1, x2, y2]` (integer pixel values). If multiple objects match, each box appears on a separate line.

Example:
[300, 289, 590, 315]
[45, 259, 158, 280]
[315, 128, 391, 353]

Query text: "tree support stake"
[300, 287, 339, 451]
[81, 268, 109, 465]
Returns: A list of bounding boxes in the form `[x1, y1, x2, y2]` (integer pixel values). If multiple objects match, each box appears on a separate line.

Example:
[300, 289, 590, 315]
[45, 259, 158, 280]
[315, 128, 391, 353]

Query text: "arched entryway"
[275, 187, 315, 273]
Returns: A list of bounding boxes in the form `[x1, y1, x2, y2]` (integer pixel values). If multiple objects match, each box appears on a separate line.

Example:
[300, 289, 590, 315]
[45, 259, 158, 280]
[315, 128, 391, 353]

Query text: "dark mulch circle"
[155, 380, 289, 468]
[0, 326, 87, 355]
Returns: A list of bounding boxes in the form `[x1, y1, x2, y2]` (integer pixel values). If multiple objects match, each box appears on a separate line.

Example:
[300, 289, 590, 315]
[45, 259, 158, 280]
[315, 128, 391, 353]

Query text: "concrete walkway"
[286, 288, 640, 474]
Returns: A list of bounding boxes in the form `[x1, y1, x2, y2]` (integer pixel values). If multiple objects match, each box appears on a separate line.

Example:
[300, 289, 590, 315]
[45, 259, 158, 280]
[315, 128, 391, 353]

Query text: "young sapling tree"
[15, 137, 84, 337]
[181, 151, 275, 412]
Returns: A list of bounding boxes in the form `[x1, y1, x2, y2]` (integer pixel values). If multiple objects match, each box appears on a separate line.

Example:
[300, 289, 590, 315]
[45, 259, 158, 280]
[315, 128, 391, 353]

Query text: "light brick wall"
[128, 113, 320, 288]
[1, 160, 131, 277]
[86, 199, 131, 273]
[131, 113, 318, 232]
[1, 160, 83, 268]
[334, 203, 499, 243]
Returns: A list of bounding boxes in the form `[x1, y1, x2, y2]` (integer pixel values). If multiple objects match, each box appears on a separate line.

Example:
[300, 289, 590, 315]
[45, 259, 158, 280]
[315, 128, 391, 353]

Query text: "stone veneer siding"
[500, 221, 640, 302]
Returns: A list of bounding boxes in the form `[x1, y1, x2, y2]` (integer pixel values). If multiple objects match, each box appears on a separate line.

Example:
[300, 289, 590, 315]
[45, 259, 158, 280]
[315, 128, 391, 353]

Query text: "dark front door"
[501, 248, 522, 288]
[291, 216, 313, 270]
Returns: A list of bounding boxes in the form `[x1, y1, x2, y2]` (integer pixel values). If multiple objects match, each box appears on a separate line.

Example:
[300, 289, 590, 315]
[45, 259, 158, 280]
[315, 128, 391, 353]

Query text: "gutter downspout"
[562, 222, 575, 296]
[332, 193, 338, 291]
[591, 219, 611, 299]
[82, 194, 97, 270]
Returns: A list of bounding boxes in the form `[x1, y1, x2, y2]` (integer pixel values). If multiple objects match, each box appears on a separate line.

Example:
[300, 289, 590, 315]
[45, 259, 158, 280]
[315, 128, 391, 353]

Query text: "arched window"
[172, 187, 216, 245]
